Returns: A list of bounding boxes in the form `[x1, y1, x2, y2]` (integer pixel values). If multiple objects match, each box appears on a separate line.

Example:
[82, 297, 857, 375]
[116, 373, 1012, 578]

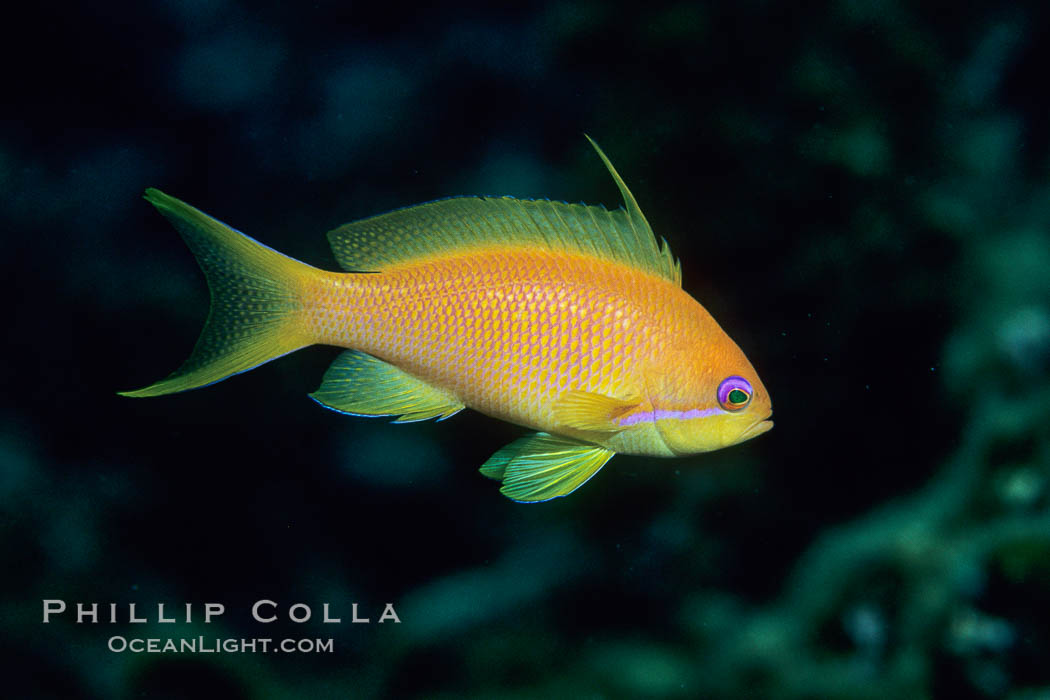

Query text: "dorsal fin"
[326, 138, 681, 286]
[583, 134, 653, 256]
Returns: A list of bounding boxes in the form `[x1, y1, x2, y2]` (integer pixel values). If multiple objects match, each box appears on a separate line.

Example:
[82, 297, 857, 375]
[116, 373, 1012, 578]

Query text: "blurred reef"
[3, 1, 1050, 698]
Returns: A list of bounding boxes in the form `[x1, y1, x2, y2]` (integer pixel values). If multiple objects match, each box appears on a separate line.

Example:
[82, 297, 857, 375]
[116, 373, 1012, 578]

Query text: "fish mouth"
[740, 416, 774, 441]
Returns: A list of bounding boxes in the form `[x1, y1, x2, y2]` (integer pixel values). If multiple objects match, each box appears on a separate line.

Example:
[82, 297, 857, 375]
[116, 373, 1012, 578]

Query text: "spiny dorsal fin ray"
[326, 138, 681, 286]
[479, 432, 615, 502]
[309, 350, 464, 423]
[583, 135, 649, 246]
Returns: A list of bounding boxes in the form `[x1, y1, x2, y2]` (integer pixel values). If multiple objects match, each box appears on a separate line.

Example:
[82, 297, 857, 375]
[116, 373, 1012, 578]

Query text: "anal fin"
[480, 433, 614, 502]
[309, 350, 463, 422]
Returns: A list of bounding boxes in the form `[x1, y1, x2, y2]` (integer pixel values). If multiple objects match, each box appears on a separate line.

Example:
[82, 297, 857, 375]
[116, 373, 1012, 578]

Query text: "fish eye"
[717, 376, 752, 411]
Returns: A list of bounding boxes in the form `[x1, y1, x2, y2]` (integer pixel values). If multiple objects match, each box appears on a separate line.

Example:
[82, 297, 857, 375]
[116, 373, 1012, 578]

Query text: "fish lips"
[740, 414, 774, 442]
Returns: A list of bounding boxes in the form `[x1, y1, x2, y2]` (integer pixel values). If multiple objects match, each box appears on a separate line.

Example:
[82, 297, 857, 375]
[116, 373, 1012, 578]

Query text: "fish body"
[122, 138, 772, 501]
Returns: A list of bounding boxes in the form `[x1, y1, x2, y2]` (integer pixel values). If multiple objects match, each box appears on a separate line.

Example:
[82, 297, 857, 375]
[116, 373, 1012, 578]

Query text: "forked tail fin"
[120, 188, 318, 397]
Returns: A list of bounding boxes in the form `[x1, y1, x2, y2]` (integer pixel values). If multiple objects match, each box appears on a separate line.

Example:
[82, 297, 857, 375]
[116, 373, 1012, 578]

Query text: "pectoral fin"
[552, 390, 639, 432]
[309, 350, 463, 422]
[480, 433, 614, 502]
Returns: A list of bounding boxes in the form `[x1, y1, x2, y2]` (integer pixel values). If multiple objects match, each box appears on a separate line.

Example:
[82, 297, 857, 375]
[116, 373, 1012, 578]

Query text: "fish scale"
[313, 251, 630, 424]
[121, 138, 772, 501]
[300, 246, 684, 450]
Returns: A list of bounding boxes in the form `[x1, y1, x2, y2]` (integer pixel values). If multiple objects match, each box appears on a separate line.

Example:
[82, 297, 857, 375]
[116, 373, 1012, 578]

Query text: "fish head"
[651, 354, 773, 456]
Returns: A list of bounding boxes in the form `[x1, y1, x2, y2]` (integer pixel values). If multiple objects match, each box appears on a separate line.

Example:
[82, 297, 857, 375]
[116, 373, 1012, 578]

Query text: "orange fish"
[121, 137, 772, 501]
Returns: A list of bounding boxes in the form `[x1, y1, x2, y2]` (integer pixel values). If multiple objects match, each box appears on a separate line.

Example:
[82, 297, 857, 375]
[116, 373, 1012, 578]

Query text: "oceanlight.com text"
[107, 635, 334, 654]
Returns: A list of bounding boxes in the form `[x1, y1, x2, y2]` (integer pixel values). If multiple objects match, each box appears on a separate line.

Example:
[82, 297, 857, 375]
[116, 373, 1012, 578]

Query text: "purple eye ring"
[717, 376, 753, 411]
